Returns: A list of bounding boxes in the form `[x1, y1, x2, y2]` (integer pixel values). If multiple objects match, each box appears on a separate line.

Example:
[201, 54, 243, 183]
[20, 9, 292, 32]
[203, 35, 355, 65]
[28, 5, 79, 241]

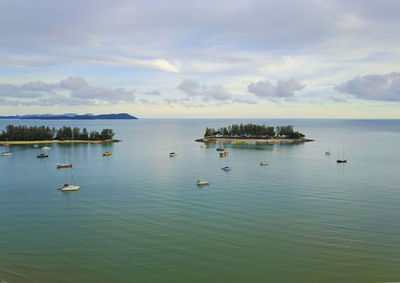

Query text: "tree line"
[204, 124, 305, 139]
[0, 125, 115, 141]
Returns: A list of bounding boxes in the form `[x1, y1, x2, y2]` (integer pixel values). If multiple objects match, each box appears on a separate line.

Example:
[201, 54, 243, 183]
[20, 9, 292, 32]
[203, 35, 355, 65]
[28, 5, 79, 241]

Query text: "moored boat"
[103, 152, 112, 156]
[196, 180, 209, 185]
[1, 144, 13, 156]
[216, 148, 224, 151]
[169, 152, 178, 157]
[260, 161, 268, 165]
[42, 146, 50, 150]
[337, 148, 347, 163]
[37, 153, 48, 158]
[58, 166, 79, 191]
[59, 184, 80, 191]
[221, 166, 231, 171]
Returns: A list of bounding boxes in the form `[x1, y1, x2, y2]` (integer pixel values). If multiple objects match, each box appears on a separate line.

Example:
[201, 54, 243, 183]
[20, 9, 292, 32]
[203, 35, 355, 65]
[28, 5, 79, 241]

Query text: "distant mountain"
[0, 113, 137, 120]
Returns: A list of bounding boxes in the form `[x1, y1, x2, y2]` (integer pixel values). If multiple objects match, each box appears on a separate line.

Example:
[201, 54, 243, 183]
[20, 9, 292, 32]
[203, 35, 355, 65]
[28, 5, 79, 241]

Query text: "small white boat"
[59, 184, 80, 191]
[1, 145, 12, 156]
[1, 152, 13, 156]
[260, 161, 268, 166]
[58, 166, 79, 192]
[196, 180, 209, 185]
[42, 146, 51, 150]
[169, 152, 178, 157]
[200, 144, 206, 148]
[221, 166, 231, 171]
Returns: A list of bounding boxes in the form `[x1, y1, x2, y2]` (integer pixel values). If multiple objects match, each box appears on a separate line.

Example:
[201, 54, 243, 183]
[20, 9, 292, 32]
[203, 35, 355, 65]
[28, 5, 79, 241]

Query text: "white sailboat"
[1, 145, 13, 156]
[59, 166, 79, 191]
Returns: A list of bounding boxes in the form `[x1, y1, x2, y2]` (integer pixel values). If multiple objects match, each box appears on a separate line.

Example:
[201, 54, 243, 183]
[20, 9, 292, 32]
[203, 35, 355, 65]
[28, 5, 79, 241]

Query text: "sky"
[0, 0, 400, 118]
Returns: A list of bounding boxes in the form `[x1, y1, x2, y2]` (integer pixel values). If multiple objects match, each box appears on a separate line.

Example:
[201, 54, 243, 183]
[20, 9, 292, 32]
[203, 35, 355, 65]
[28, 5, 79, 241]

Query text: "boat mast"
[67, 166, 70, 185]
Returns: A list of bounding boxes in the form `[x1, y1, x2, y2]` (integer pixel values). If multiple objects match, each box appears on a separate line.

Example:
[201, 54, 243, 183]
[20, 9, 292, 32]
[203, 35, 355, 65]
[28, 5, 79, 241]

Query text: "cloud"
[328, 96, 347, 102]
[233, 98, 258, 104]
[0, 76, 135, 106]
[335, 72, 400, 101]
[142, 90, 161, 96]
[178, 78, 232, 101]
[60, 76, 89, 90]
[139, 98, 159, 105]
[248, 78, 305, 101]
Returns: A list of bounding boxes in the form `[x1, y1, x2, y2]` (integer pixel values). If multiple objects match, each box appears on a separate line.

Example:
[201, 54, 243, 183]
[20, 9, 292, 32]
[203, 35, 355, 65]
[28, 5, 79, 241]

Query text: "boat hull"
[59, 185, 80, 191]
[57, 164, 73, 168]
[1, 153, 13, 156]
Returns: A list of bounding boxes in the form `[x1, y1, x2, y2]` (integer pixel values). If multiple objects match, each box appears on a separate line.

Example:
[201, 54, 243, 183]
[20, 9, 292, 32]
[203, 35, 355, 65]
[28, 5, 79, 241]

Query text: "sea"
[0, 119, 400, 282]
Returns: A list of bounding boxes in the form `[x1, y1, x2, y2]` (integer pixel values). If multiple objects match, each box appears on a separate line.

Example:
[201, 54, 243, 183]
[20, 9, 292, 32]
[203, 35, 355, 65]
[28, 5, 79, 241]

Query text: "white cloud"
[335, 72, 400, 101]
[178, 78, 232, 101]
[0, 76, 135, 106]
[248, 78, 305, 101]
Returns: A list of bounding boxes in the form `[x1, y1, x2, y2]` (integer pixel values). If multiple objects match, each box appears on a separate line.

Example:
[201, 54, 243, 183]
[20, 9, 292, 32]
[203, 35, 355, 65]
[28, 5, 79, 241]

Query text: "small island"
[0, 125, 119, 144]
[196, 124, 313, 143]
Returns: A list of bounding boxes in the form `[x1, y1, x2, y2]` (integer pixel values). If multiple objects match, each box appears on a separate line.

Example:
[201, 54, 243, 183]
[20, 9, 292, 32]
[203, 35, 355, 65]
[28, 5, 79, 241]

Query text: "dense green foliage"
[204, 124, 305, 139]
[0, 125, 115, 141]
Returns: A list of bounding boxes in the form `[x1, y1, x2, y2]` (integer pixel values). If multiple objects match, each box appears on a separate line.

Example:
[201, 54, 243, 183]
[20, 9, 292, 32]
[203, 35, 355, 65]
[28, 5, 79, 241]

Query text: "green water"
[1, 119, 400, 282]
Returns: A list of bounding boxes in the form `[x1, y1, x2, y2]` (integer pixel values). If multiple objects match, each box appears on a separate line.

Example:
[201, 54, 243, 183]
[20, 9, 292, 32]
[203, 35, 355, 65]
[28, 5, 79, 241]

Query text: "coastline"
[0, 139, 120, 145]
[196, 137, 314, 143]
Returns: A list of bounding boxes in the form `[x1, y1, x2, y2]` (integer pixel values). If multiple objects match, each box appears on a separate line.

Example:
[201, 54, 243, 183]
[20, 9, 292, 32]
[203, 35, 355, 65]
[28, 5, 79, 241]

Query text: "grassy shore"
[196, 137, 314, 143]
[0, 139, 120, 145]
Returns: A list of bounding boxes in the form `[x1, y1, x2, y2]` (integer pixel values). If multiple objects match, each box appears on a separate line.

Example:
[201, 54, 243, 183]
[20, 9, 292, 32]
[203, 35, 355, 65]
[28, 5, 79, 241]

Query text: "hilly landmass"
[0, 113, 137, 120]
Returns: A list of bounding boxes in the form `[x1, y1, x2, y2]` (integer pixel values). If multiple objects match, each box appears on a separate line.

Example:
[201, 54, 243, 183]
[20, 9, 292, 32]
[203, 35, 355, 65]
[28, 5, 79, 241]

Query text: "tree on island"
[204, 123, 305, 139]
[0, 125, 115, 141]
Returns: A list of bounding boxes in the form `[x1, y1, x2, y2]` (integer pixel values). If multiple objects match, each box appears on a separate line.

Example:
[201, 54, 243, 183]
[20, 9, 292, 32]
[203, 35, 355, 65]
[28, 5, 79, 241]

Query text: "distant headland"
[0, 113, 137, 120]
[196, 123, 314, 144]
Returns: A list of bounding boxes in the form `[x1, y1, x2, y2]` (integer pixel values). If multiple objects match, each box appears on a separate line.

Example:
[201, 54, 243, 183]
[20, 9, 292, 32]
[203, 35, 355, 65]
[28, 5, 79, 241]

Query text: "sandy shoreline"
[0, 139, 120, 145]
[196, 137, 314, 143]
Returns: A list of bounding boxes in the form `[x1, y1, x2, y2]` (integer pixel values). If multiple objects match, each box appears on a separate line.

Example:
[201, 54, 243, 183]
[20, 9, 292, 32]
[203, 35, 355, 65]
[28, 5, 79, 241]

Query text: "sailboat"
[57, 153, 72, 168]
[337, 148, 347, 163]
[58, 166, 79, 191]
[1, 144, 13, 156]
[325, 148, 331, 155]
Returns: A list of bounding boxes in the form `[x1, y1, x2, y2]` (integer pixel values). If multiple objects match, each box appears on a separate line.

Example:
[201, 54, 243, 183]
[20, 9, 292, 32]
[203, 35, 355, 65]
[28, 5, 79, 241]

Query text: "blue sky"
[0, 0, 400, 118]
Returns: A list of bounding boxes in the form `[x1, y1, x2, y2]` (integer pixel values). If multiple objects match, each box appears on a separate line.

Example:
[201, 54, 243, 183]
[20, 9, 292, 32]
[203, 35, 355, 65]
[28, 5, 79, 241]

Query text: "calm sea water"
[1, 119, 400, 282]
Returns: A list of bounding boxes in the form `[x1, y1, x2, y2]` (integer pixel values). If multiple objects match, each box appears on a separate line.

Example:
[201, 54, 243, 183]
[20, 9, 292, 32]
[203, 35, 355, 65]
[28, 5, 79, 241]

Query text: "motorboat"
[216, 148, 224, 151]
[37, 153, 48, 158]
[103, 152, 112, 157]
[221, 166, 231, 171]
[260, 161, 268, 166]
[219, 152, 229, 157]
[325, 151, 331, 155]
[196, 180, 209, 185]
[42, 146, 51, 150]
[169, 152, 178, 157]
